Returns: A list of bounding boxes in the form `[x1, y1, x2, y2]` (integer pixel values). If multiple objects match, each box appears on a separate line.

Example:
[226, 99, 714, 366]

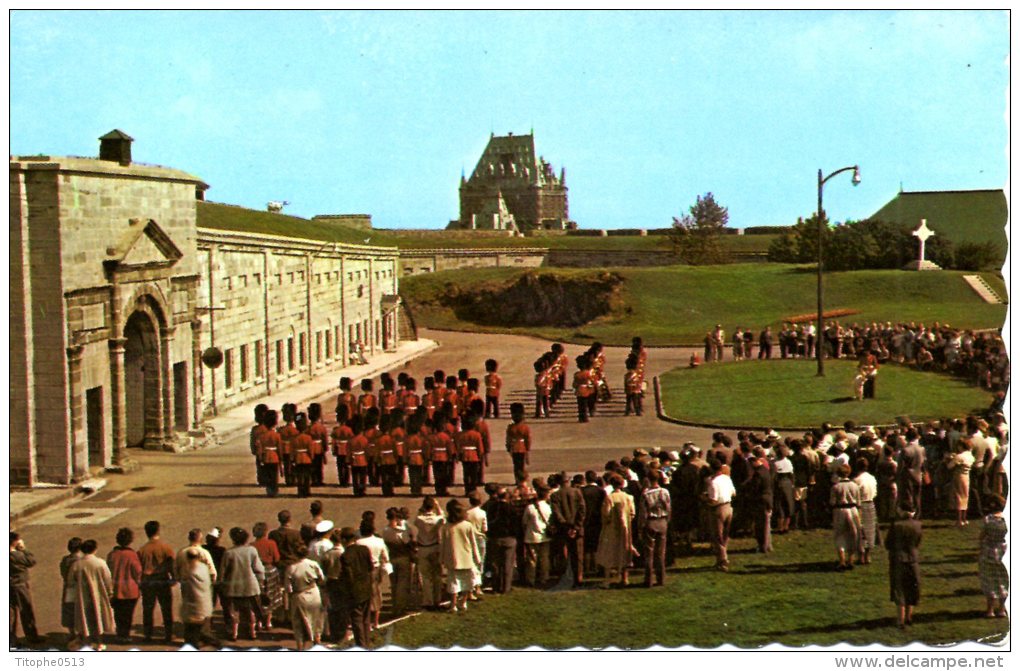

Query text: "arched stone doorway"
[124, 309, 162, 448]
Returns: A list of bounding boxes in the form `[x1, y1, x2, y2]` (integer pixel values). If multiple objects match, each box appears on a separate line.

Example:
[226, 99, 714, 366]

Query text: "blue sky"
[10, 10, 1008, 230]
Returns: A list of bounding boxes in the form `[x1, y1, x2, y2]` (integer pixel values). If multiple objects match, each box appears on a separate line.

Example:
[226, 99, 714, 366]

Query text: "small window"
[255, 340, 264, 378]
[224, 349, 234, 388]
[276, 340, 284, 375]
[288, 272, 295, 284]
[253, 273, 262, 286]
[239, 344, 249, 383]
[288, 337, 295, 370]
[357, 285, 365, 298]
[239, 275, 248, 288]
[299, 333, 307, 366]
[316, 331, 323, 362]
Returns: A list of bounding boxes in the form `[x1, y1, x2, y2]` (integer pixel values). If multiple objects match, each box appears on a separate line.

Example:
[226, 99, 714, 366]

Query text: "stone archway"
[124, 309, 162, 448]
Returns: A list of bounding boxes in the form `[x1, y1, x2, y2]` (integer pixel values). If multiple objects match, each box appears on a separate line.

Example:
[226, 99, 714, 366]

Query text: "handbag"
[535, 502, 557, 539]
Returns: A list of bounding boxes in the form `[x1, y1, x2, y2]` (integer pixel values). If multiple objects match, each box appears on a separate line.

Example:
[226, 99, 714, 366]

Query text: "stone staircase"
[397, 295, 419, 341]
[963, 275, 1007, 304]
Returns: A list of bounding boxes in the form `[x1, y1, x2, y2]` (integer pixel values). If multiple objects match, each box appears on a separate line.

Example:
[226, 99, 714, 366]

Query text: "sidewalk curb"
[10, 478, 108, 526]
[215, 340, 440, 446]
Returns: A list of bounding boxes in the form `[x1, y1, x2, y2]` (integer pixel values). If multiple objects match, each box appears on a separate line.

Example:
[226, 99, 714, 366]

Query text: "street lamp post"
[816, 165, 861, 376]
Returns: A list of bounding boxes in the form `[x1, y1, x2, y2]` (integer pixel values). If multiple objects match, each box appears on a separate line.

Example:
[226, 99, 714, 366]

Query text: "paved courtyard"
[11, 329, 716, 650]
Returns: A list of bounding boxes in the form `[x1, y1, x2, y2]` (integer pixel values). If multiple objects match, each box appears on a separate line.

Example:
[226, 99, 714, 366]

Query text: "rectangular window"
[299, 333, 307, 366]
[255, 340, 264, 378]
[289, 272, 295, 284]
[254, 273, 262, 286]
[240, 344, 249, 383]
[276, 340, 284, 375]
[239, 275, 248, 288]
[224, 349, 233, 388]
[288, 337, 295, 370]
[316, 331, 323, 362]
[326, 328, 333, 359]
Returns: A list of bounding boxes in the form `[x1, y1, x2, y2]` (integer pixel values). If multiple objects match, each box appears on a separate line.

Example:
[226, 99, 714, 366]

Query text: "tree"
[766, 213, 830, 264]
[670, 192, 729, 265]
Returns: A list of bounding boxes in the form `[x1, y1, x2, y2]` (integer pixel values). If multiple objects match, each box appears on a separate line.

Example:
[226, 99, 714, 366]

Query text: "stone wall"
[10, 156, 206, 485]
[10, 151, 402, 486]
[545, 249, 681, 267]
[197, 230, 400, 415]
[384, 228, 518, 240]
[399, 247, 547, 276]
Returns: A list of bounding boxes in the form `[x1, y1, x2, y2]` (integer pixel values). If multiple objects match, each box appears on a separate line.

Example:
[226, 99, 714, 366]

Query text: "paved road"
[12, 329, 715, 650]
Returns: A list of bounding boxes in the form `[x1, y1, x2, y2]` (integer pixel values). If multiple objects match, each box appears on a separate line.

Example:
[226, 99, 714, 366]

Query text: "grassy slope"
[197, 201, 400, 247]
[197, 202, 776, 253]
[387, 521, 1007, 648]
[401, 265, 1008, 345]
[660, 359, 993, 428]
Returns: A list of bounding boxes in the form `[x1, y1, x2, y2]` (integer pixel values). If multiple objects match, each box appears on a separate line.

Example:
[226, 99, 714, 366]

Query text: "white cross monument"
[903, 219, 941, 270]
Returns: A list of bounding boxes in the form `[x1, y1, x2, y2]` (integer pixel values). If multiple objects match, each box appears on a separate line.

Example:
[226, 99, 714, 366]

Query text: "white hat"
[668, 451, 681, 462]
[207, 527, 221, 539]
[315, 520, 335, 534]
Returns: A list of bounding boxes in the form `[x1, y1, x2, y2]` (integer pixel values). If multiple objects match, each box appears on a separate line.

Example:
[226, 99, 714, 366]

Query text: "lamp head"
[852, 166, 862, 186]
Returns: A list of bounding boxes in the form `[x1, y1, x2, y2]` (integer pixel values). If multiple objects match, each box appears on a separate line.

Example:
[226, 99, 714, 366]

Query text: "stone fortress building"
[450, 131, 575, 232]
[10, 131, 401, 487]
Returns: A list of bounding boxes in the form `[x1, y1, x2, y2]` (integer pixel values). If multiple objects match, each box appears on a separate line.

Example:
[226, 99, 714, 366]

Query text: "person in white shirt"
[853, 460, 879, 562]
[465, 494, 488, 600]
[356, 516, 389, 631]
[705, 460, 736, 572]
[521, 483, 554, 587]
[306, 520, 334, 565]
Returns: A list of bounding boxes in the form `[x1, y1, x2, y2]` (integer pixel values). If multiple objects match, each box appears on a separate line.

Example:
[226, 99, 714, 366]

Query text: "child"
[484, 359, 503, 418]
[505, 402, 532, 484]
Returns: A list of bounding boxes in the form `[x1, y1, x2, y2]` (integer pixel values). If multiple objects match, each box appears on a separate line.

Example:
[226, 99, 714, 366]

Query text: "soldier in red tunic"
[291, 413, 315, 498]
[404, 414, 428, 496]
[505, 403, 532, 484]
[256, 410, 283, 497]
[378, 374, 398, 420]
[443, 375, 461, 430]
[331, 405, 353, 487]
[278, 404, 300, 486]
[624, 354, 644, 417]
[307, 403, 329, 486]
[573, 356, 595, 423]
[459, 378, 481, 418]
[336, 377, 357, 421]
[401, 377, 420, 416]
[251, 404, 269, 486]
[358, 379, 378, 418]
[534, 357, 552, 419]
[422, 376, 439, 420]
[552, 344, 569, 405]
[469, 398, 491, 486]
[347, 416, 370, 497]
[456, 413, 485, 496]
[372, 412, 399, 497]
[483, 359, 503, 419]
[427, 412, 456, 497]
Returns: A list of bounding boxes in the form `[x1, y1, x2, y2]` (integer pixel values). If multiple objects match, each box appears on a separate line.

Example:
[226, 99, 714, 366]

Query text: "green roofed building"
[868, 189, 1007, 261]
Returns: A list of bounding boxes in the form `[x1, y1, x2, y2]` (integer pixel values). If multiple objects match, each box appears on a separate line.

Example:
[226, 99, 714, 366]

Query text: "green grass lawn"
[659, 359, 994, 429]
[385, 521, 1008, 648]
[401, 264, 1007, 346]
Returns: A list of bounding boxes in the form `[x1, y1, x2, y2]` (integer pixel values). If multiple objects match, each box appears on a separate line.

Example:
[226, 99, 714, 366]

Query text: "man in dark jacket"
[337, 527, 374, 648]
[885, 500, 923, 628]
[581, 471, 606, 576]
[749, 447, 774, 553]
[550, 474, 587, 588]
[10, 532, 44, 646]
[484, 487, 521, 594]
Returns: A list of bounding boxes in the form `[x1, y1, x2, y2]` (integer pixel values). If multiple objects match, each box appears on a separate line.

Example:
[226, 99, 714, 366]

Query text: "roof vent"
[99, 129, 133, 166]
